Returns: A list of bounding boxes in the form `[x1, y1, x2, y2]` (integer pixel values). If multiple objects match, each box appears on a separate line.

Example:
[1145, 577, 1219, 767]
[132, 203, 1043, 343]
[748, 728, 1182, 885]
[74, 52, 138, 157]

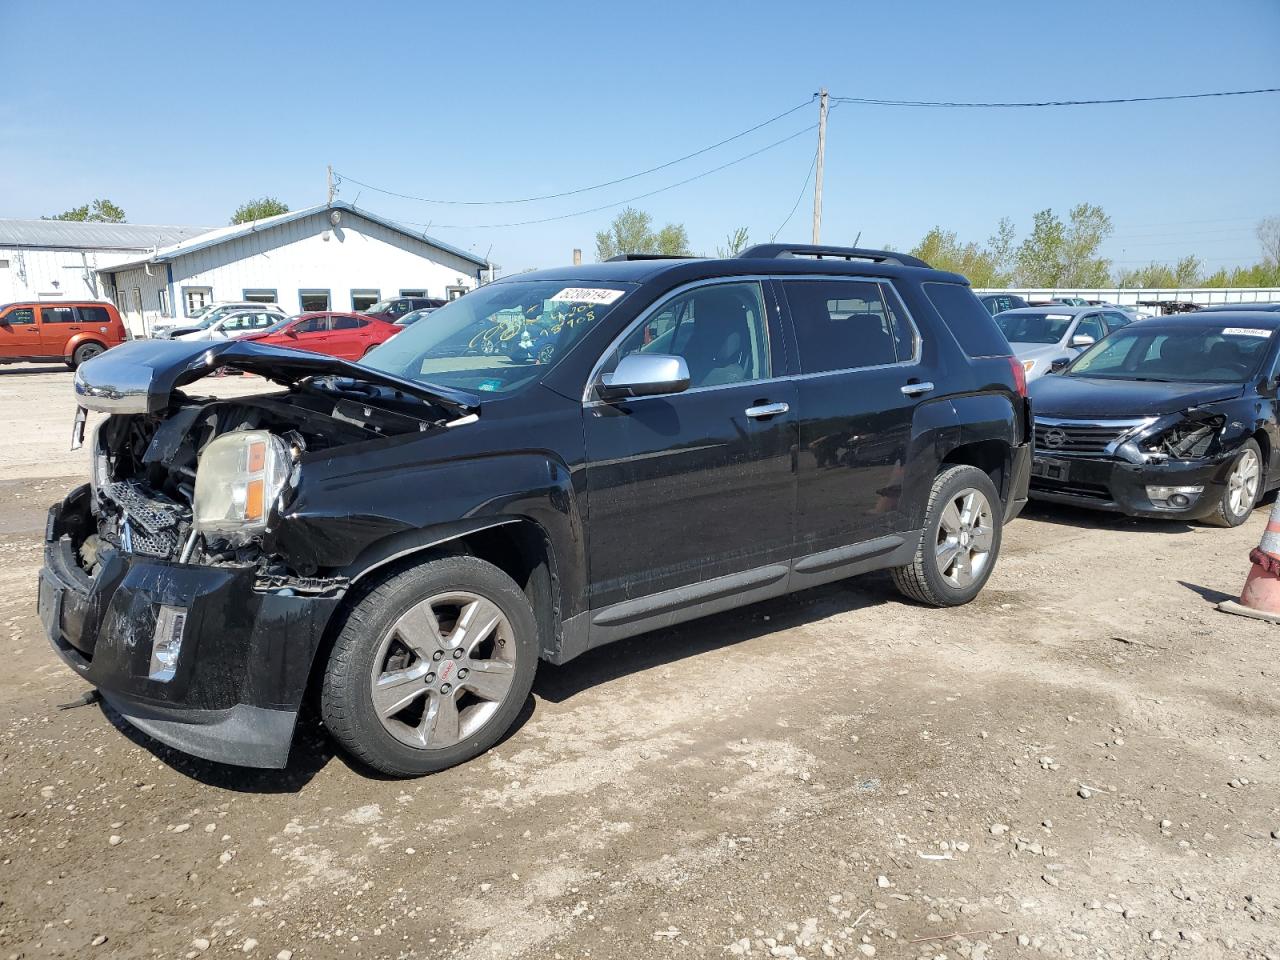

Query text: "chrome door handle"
[745, 402, 789, 419]
[901, 381, 935, 396]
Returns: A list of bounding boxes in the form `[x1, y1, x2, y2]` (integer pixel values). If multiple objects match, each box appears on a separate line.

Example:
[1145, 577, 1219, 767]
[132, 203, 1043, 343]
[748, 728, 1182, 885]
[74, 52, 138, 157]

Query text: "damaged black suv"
[40, 244, 1031, 776]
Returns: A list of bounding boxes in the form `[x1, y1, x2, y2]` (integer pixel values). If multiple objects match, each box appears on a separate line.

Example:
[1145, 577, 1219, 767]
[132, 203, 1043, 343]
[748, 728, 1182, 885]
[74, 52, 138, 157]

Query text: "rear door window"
[781, 279, 915, 373]
[923, 282, 1011, 357]
[332, 315, 366, 330]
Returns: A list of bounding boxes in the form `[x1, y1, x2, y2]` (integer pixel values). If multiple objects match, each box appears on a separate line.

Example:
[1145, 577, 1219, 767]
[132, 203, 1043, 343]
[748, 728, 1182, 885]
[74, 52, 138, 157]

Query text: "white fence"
[973, 287, 1280, 309]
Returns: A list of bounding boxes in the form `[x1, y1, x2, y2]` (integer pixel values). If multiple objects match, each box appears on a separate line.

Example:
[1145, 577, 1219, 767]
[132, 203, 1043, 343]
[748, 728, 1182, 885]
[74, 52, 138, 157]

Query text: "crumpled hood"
[1030, 374, 1243, 419]
[73, 339, 480, 415]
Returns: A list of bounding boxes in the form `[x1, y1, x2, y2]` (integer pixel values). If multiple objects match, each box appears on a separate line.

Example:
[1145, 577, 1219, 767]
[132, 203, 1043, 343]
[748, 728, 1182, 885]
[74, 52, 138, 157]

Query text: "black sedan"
[1028, 311, 1279, 526]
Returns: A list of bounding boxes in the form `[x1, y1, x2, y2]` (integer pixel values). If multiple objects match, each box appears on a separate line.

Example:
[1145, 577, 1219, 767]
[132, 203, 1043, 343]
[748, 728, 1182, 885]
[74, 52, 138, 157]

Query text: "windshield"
[1068, 324, 1273, 384]
[366, 300, 394, 314]
[187, 304, 213, 320]
[996, 311, 1076, 344]
[362, 280, 636, 395]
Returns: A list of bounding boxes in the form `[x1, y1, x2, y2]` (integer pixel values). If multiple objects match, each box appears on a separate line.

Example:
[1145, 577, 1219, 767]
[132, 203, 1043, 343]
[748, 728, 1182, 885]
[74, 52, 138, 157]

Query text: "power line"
[830, 87, 1280, 108]
[772, 148, 819, 240]
[395, 124, 817, 230]
[336, 97, 815, 206]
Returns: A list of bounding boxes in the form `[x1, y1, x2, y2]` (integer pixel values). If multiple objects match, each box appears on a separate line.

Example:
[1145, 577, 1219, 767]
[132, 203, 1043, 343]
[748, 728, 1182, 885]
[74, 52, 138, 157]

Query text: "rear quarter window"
[923, 282, 1013, 358]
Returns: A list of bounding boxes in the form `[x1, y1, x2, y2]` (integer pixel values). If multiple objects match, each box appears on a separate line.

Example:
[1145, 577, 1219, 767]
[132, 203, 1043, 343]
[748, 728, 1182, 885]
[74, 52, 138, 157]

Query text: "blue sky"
[2, 0, 1277, 275]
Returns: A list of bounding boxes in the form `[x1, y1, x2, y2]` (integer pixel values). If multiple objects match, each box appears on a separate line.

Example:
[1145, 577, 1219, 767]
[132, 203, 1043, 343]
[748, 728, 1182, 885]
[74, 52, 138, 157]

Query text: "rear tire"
[1202, 439, 1262, 528]
[320, 555, 538, 777]
[892, 465, 1003, 607]
[70, 342, 105, 368]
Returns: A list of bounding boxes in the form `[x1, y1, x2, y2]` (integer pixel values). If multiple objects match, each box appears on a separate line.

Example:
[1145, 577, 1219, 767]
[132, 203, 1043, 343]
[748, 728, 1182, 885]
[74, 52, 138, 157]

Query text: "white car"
[170, 309, 283, 342]
[154, 302, 285, 339]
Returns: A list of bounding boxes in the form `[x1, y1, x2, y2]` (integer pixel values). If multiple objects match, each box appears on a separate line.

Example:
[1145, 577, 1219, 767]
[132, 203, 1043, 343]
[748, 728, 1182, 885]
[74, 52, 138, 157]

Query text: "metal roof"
[0, 218, 214, 251]
[99, 201, 490, 271]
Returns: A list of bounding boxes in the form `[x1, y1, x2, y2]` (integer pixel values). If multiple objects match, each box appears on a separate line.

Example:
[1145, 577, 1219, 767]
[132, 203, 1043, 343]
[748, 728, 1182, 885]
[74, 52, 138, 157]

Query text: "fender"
[267, 443, 588, 620]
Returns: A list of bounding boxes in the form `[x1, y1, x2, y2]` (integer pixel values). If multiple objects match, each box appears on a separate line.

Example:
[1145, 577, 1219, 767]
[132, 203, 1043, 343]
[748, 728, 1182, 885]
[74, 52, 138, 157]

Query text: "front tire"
[892, 465, 1003, 607]
[1203, 439, 1262, 528]
[320, 555, 538, 777]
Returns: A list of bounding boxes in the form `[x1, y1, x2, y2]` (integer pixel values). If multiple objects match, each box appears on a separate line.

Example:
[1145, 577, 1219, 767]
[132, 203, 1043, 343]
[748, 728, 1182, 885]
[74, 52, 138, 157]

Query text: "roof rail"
[604, 253, 700, 262]
[737, 243, 930, 268]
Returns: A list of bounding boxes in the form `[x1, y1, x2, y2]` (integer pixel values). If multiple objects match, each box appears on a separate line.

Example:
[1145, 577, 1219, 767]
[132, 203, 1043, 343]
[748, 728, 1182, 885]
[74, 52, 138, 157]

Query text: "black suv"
[41, 245, 1031, 776]
[363, 296, 445, 322]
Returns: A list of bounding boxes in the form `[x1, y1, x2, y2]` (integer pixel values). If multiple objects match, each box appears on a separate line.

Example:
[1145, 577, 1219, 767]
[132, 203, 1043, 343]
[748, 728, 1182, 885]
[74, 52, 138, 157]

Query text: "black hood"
[1030, 374, 1243, 419]
[73, 339, 480, 416]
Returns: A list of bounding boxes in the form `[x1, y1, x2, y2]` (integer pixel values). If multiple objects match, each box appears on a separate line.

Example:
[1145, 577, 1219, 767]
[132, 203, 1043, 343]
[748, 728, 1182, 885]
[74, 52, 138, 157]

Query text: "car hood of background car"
[1030, 374, 1243, 418]
[73, 338, 480, 416]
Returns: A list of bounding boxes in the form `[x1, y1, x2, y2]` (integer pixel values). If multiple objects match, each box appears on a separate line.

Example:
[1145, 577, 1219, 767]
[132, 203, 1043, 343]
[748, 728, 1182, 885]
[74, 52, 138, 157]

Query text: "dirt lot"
[0, 368, 1277, 960]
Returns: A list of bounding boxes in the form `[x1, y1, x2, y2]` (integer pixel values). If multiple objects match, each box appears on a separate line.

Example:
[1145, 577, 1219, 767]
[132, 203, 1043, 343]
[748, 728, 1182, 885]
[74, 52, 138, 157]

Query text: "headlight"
[193, 430, 291, 540]
[1141, 417, 1224, 460]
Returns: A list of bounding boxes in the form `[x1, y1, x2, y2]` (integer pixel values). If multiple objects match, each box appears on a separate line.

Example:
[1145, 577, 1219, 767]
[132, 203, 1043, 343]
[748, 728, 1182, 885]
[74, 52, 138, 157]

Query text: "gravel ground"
[0, 368, 1277, 960]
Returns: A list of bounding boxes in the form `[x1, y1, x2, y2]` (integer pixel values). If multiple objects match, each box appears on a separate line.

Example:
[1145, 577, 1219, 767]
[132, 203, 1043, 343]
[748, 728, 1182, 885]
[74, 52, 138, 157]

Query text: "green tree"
[594, 207, 690, 260]
[44, 199, 126, 223]
[908, 224, 1011, 287]
[715, 227, 751, 258]
[231, 196, 290, 224]
[1115, 255, 1203, 289]
[1257, 216, 1280, 265]
[1013, 204, 1112, 287]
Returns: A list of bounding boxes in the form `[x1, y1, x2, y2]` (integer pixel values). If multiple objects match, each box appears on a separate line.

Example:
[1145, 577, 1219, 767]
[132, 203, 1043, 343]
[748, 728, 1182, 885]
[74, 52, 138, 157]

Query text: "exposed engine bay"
[73, 380, 458, 589]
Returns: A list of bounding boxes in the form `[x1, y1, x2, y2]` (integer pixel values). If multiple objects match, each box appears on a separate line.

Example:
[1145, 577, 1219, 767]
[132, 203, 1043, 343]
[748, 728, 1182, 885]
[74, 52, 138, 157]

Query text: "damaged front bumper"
[39, 485, 342, 768]
[1029, 449, 1235, 519]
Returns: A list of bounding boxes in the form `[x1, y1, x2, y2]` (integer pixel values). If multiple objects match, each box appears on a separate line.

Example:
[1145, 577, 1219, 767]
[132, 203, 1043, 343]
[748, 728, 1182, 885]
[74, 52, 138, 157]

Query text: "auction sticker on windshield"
[1222, 327, 1271, 337]
[548, 288, 626, 305]
[1046, 314, 1072, 320]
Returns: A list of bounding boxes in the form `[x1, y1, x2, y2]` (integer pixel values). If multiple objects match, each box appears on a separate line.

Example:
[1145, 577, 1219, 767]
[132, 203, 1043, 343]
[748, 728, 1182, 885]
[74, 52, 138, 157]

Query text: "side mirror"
[597, 353, 691, 401]
[285, 327, 299, 338]
[1069, 333, 1096, 349]
[1050, 358, 1070, 374]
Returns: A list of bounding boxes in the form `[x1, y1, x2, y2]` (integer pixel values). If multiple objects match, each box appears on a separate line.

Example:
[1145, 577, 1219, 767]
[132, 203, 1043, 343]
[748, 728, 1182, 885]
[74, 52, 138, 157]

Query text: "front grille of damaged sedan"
[98, 480, 189, 559]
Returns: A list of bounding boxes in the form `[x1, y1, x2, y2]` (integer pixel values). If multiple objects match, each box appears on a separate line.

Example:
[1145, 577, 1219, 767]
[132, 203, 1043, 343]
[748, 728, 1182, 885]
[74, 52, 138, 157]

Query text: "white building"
[0, 219, 212, 306]
[98, 202, 491, 335]
[2, 202, 492, 336]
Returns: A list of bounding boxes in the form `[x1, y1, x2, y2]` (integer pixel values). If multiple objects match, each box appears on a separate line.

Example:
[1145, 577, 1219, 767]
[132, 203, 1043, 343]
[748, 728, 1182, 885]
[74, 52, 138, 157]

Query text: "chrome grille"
[1033, 418, 1149, 456]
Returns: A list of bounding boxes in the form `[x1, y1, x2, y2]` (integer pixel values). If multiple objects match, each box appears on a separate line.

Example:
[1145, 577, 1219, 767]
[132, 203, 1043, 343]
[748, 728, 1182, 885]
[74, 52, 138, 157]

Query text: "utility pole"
[327, 165, 335, 205]
[811, 88, 828, 244]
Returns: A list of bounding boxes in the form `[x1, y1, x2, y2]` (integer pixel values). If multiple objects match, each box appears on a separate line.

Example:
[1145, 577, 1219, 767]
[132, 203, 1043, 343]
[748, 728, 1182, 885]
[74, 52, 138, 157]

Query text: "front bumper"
[39, 486, 341, 768]
[1028, 449, 1234, 519]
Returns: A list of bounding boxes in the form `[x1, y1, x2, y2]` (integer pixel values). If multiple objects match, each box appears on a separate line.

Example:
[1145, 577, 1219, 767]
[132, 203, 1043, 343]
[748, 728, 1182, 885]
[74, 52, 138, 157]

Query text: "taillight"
[1007, 355, 1027, 397]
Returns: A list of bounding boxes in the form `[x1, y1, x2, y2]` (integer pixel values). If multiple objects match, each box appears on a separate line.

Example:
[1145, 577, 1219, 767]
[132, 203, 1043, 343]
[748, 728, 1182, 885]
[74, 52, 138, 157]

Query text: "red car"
[242, 312, 400, 360]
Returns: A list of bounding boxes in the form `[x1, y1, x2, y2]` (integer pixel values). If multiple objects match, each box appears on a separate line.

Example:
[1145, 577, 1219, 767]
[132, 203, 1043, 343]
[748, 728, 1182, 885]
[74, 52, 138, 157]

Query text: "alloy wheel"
[1228, 449, 1261, 517]
[935, 488, 995, 588]
[368, 591, 517, 750]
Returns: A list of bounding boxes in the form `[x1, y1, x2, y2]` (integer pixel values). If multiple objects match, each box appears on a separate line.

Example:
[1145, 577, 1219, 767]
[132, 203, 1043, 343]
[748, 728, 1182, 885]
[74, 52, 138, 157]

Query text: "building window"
[183, 286, 213, 316]
[158, 289, 171, 317]
[299, 289, 331, 312]
[399, 289, 427, 298]
[0, 259, 9, 269]
[446, 286, 468, 300]
[350, 289, 380, 311]
[243, 288, 278, 305]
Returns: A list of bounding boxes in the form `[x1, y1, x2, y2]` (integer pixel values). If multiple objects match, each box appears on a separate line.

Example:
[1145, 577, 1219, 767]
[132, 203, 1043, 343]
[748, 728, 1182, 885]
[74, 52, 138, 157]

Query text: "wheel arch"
[338, 516, 565, 662]
[66, 334, 109, 363]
